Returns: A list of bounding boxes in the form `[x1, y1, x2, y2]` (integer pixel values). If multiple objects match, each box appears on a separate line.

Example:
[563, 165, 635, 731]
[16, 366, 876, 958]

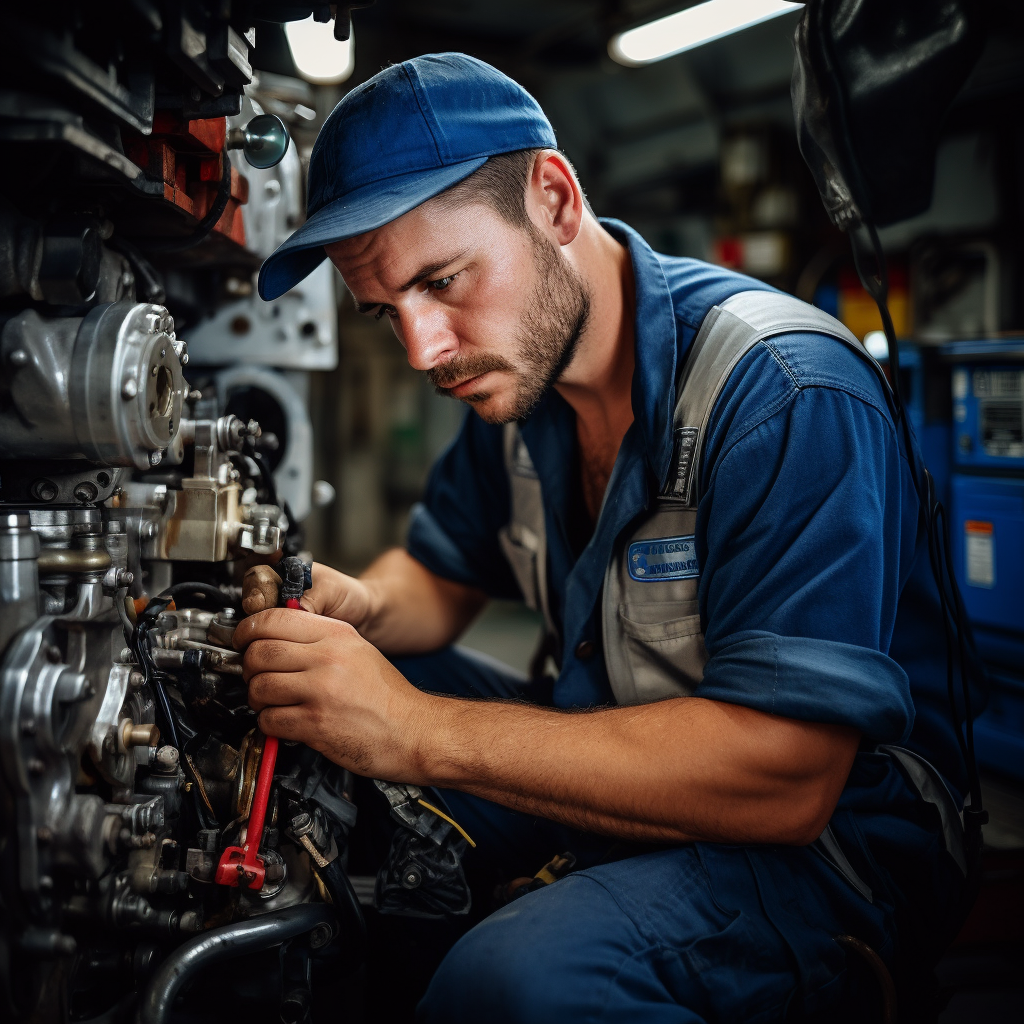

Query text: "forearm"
[417, 695, 859, 845]
[359, 548, 486, 654]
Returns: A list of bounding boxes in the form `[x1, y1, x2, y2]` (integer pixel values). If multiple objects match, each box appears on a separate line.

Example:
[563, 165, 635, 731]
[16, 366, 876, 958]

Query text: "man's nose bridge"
[402, 304, 456, 370]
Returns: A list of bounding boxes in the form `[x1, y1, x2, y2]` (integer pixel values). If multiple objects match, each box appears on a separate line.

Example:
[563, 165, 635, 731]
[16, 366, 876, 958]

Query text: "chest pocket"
[603, 499, 707, 704]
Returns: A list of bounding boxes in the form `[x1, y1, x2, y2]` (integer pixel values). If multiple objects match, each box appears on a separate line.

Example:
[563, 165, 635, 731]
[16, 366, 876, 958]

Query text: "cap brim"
[257, 156, 489, 300]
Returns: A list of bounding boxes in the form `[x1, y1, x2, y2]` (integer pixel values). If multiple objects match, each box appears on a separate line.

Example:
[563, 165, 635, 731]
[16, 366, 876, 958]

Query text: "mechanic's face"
[325, 199, 590, 424]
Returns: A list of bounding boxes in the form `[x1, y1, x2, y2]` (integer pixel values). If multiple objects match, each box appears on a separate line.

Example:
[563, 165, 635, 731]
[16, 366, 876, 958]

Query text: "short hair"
[432, 148, 591, 230]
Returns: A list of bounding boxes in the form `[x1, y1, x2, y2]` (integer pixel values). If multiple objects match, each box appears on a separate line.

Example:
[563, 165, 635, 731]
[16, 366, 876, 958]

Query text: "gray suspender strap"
[666, 289, 888, 508]
[499, 423, 558, 643]
[878, 743, 968, 876]
[813, 824, 874, 903]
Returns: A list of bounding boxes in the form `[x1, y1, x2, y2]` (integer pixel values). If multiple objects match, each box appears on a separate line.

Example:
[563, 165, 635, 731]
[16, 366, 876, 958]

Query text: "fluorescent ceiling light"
[610, 0, 803, 66]
[285, 16, 355, 84]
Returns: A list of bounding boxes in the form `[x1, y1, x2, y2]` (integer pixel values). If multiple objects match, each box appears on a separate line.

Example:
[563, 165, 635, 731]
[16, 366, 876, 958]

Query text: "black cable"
[132, 596, 216, 831]
[156, 582, 240, 611]
[139, 152, 234, 254]
[849, 219, 987, 837]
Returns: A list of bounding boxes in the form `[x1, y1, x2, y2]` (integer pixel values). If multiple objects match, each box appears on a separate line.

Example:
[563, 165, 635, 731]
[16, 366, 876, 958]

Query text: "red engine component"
[215, 734, 279, 890]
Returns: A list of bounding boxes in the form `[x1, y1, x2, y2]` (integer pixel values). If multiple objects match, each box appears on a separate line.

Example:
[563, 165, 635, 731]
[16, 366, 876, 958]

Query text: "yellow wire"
[416, 798, 477, 848]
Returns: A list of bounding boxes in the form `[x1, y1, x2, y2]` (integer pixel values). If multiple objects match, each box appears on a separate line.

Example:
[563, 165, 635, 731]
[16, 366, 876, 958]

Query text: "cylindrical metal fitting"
[0, 513, 40, 651]
[122, 722, 161, 749]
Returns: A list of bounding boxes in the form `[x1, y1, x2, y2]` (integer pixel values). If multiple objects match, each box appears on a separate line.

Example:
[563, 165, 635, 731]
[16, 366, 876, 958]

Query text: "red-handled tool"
[214, 734, 279, 890]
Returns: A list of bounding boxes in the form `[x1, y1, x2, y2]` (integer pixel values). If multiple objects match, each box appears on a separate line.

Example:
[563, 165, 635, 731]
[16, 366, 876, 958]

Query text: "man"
[241, 53, 968, 1021]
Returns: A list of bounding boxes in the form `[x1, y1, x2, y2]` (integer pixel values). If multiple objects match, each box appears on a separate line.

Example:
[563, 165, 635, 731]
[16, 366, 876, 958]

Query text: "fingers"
[257, 704, 309, 743]
[234, 607, 358, 649]
[242, 638, 314, 680]
[300, 563, 372, 627]
[247, 670, 309, 711]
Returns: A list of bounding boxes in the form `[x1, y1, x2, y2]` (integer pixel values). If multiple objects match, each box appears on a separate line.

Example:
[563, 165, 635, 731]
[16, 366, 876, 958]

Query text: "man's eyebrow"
[352, 249, 470, 313]
[398, 250, 469, 291]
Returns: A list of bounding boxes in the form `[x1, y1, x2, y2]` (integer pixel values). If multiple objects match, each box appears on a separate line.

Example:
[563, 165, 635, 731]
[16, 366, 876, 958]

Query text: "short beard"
[427, 230, 591, 424]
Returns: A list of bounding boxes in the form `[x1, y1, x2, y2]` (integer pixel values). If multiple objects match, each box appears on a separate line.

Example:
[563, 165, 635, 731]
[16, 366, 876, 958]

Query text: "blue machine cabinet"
[944, 341, 1024, 782]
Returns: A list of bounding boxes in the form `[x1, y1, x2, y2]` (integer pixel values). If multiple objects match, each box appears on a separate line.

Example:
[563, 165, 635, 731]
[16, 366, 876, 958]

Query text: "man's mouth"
[447, 371, 494, 399]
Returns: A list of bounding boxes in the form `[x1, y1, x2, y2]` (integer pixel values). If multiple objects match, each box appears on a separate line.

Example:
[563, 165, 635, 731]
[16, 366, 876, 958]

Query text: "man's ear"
[527, 151, 584, 247]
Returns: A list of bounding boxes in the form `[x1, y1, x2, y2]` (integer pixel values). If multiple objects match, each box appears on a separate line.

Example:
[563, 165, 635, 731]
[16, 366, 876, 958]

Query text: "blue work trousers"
[391, 647, 963, 1024]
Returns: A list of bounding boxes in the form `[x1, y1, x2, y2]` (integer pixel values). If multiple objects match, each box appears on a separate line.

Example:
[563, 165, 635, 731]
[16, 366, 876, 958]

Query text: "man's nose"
[399, 308, 459, 372]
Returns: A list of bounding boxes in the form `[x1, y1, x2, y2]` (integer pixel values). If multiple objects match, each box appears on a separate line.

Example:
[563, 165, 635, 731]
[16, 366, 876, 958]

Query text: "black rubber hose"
[137, 904, 335, 1024]
[141, 152, 234, 254]
[157, 582, 239, 611]
[317, 857, 367, 948]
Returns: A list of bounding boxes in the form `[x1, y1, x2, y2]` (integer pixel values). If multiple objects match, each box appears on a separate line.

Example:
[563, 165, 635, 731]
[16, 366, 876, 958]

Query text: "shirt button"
[575, 640, 595, 660]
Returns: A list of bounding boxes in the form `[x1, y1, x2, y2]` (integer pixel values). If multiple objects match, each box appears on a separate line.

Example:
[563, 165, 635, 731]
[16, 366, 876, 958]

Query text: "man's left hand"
[234, 608, 433, 780]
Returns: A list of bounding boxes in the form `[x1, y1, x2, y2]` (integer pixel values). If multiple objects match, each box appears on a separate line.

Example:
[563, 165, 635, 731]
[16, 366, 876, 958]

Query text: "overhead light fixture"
[285, 15, 355, 84]
[610, 0, 804, 67]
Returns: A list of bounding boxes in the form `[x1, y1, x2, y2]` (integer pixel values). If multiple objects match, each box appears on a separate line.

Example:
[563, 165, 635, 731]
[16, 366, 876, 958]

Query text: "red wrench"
[214, 734, 279, 890]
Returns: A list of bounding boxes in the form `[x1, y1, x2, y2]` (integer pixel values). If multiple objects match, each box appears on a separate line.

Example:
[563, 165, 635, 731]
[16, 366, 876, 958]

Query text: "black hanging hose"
[137, 904, 336, 1024]
[140, 151, 234, 254]
[849, 219, 987, 846]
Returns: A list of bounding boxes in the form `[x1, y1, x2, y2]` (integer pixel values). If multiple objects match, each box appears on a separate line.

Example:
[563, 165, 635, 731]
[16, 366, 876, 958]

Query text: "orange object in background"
[838, 265, 910, 341]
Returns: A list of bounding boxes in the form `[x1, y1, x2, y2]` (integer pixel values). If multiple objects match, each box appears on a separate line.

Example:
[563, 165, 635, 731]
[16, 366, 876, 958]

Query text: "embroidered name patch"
[627, 536, 699, 581]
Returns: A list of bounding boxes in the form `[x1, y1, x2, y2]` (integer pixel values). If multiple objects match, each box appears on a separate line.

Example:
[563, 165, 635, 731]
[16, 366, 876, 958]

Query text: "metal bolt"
[26, 758, 45, 775]
[154, 745, 179, 771]
[129, 670, 145, 690]
[38, 875, 54, 890]
[45, 645, 62, 664]
[122, 379, 138, 399]
[73, 481, 98, 503]
[308, 923, 332, 950]
[401, 868, 422, 890]
[115, 569, 134, 588]
[149, 451, 163, 467]
[188, 389, 202, 401]
[9, 348, 28, 366]
[119, 647, 135, 664]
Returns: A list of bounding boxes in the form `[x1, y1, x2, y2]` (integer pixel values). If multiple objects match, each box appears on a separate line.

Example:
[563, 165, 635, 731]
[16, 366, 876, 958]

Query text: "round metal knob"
[234, 114, 291, 169]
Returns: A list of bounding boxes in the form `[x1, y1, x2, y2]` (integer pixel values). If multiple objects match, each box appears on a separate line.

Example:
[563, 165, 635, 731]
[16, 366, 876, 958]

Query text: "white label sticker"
[965, 521, 995, 588]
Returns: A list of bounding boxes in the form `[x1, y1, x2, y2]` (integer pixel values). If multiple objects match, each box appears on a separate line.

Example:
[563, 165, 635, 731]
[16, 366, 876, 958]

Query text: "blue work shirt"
[407, 219, 968, 804]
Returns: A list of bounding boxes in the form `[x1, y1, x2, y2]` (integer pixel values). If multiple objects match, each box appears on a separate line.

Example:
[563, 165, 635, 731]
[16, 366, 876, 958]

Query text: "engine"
[0, 5, 364, 1021]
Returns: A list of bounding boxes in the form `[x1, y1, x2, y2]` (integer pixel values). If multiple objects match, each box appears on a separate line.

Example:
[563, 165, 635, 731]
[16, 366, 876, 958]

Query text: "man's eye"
[429, 275, 456, 291]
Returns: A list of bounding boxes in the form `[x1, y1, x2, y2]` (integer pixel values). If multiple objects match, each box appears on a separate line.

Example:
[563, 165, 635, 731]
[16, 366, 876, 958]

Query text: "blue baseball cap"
[257, 53, 557, 301]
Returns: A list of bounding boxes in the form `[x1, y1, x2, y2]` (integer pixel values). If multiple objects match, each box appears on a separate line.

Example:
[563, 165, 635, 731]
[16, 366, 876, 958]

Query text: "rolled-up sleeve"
[694, 345, 915, 743]
[405, 411, 521, 599]
[698, 631, 913, 741]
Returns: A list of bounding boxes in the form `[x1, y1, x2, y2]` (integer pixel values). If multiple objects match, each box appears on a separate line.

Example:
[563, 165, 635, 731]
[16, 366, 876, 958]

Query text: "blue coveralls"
[397, 221, 971, 1022]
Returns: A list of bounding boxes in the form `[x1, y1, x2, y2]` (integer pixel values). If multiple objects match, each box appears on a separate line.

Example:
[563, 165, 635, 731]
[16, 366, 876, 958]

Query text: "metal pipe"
[137, 903, 335, 1024]
[37, 548, 111, 573]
